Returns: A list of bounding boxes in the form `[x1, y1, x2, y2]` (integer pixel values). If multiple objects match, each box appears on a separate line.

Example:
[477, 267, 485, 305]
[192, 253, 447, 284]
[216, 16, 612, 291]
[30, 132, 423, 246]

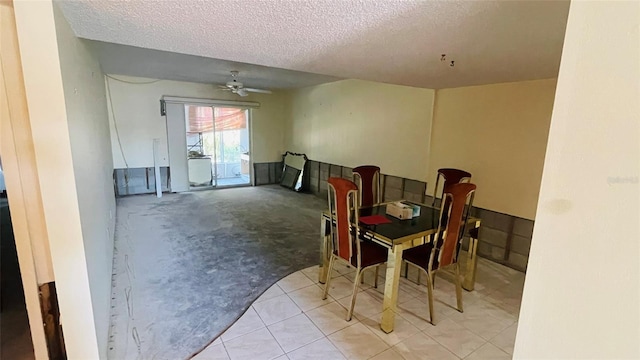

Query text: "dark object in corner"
[40, 282, 66, 360]
[280, 151, 308, 191]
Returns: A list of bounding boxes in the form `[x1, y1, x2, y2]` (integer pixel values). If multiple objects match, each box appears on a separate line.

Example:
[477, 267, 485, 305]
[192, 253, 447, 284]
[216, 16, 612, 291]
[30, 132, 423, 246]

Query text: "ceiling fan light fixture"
[217, 70, 271, 97]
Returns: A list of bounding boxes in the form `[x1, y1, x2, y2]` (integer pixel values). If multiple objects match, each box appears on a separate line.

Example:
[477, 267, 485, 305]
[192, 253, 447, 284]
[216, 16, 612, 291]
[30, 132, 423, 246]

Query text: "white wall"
[53, 4, 116, 357]
[285, 79, 435, 181]
[515, 1, 639, 358]
[105, 75, 287, 169]
[13, 1, 101, 358]
[429, 79, 556, 220]
[1, 2, 53, 357]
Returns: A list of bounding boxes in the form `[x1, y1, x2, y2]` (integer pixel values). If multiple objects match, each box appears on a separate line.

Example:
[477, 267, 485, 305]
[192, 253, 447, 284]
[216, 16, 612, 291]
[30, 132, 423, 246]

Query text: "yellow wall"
[285, 79, 435, 181]
[515, 1, 639, 357]
[429, 79, 557, 219]
[105, 75, 287, 168]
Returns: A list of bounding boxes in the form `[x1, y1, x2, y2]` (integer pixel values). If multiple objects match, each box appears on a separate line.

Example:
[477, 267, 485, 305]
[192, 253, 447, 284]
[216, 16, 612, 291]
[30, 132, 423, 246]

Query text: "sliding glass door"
[186, 105, 215, 188]
[185, 105, 251, 189]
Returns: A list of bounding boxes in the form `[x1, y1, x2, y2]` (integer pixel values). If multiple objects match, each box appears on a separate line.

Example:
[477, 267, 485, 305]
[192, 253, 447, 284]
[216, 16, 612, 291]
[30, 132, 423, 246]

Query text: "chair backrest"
[432, 168, 472, 207]
[352, 165, 381, 208]
[327, 177, 360, 264]
[432, 182, 476, 269]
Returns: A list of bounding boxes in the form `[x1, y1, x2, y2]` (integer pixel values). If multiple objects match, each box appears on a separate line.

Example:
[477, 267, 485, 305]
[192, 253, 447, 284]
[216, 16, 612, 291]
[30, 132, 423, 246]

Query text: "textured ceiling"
[58, 0, 570, 89]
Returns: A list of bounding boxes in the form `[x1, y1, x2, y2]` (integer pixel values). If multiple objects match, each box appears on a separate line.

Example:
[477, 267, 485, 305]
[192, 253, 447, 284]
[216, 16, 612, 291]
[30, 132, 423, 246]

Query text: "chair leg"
[454, 263, 464, 312]
[374, 265, 379, 288]
[404, 262, 423, 286]
[322, 256, 336, 300]
[347, 268, 362, 321]
[425, 271, 436, 325]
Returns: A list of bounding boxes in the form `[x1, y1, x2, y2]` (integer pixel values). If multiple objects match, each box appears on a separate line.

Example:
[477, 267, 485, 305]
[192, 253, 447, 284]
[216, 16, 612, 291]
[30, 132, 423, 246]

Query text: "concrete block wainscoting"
[113, 167, 170, 196]
[302, 159, 534, 272]
[114, 158, 535, 272]
[253, 162, 285, 186]
[107, 158, 531, 359]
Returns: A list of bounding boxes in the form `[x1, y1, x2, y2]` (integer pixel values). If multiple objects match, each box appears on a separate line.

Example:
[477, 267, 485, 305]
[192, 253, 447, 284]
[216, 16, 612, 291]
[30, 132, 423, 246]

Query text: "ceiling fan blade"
[244, 88, 272, 94]
[236, 88, 249, 97]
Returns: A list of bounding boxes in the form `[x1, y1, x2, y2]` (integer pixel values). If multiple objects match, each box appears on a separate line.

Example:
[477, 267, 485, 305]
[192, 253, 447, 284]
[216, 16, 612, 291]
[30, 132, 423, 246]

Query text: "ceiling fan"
[217, 71, 272, 97]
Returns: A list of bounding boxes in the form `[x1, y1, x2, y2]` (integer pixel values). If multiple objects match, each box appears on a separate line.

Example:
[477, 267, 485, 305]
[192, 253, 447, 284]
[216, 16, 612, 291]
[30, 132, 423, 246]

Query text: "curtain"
[187, 106, 246, 132]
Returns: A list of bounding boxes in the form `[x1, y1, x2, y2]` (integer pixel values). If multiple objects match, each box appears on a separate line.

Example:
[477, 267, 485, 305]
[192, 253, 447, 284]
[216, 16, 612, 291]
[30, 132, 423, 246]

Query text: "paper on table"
[360, 215, 392, 225]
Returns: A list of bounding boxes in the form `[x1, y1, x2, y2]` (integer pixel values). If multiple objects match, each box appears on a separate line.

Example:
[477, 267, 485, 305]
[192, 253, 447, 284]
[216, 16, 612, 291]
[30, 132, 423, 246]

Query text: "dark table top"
[323, 202, 480, 246]
[358, 203, 441, 243]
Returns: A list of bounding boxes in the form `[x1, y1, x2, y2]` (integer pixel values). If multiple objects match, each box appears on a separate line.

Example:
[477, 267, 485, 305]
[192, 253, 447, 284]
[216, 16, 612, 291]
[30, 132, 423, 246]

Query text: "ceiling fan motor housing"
[226, 80, 243, 89]
[219, 71, 270, 96]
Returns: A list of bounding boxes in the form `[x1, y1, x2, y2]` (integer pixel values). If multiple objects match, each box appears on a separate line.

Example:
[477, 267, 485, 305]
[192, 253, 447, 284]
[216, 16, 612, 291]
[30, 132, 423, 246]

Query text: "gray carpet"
[108, 185, 327, 360]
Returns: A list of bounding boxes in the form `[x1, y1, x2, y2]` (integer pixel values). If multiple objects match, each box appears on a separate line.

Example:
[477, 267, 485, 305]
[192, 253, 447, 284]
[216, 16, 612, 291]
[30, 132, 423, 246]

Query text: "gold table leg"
[380, 243, 405, 333]
[318, 215, 330, 284]
[462, 220, 481, 291]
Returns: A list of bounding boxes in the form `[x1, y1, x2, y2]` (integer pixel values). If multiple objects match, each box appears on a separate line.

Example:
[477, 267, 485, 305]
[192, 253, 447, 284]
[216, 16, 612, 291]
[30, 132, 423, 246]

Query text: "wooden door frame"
[1, 0, 58, 358]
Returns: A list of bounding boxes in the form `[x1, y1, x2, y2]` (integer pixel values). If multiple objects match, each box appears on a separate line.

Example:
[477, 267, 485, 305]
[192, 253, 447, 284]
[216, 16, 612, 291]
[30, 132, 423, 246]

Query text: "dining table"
[318, 201, 481, 333]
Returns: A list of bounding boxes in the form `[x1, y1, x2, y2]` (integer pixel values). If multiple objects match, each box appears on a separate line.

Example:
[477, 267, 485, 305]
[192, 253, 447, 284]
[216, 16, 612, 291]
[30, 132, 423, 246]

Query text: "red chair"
[405, 168, 472, 283]
[402, 182, 476, 325]
[322, 177, 388, 321]
[352, 165, 381, 208]
[432, 168, 471, 207]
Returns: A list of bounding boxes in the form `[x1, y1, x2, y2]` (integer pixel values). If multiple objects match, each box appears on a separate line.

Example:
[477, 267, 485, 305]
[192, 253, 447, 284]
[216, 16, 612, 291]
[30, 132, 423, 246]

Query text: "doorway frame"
[0, 1, 53, 358]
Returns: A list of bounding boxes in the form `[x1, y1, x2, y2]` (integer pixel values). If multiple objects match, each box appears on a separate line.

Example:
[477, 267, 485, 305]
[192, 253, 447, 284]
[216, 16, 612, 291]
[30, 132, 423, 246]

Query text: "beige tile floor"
[194, 256, 524, 360]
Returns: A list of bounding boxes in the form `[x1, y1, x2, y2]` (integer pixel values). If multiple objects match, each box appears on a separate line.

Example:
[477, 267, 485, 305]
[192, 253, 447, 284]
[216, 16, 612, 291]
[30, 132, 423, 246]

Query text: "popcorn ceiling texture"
[57, 0, 570, 89]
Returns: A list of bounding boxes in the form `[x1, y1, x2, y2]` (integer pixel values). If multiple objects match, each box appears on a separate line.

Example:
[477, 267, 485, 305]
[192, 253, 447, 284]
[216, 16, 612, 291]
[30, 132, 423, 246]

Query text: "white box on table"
[386, 202, 414, 220]
[402, 201, 421, 217]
